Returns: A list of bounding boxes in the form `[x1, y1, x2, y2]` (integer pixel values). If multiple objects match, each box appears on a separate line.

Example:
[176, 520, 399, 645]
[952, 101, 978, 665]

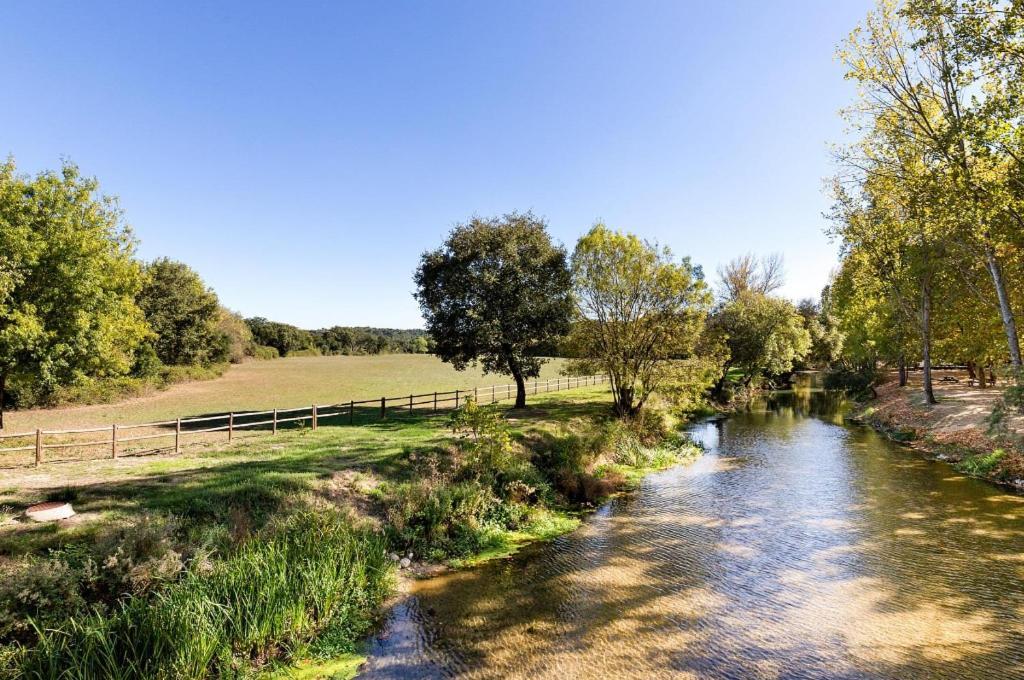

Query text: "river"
[359, 387, 1024, 679]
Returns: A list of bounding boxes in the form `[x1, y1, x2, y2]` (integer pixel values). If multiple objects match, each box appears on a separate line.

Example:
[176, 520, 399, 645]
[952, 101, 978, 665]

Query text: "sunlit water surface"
[361, 387, 1024, 679]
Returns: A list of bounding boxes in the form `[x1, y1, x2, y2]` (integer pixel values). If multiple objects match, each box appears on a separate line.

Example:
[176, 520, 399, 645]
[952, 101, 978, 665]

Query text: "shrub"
[955, 449, 1007, 478]
[449, 397, 523, 483]
[248, 344, 280, 360]
[378, 479, 499, 558]
[0, 558, 88, 643]
[286, 348, 322, 358]
[9, 510, 393, 679]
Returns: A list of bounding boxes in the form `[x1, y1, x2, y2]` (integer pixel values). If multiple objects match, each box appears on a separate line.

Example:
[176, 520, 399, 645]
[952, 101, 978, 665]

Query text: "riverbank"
[852, 377, 1024, 489]
[0, 387, 701, 679]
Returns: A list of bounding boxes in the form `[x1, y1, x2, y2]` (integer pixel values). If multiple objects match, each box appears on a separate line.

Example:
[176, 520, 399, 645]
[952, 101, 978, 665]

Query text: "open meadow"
[1, 354, 569, 433]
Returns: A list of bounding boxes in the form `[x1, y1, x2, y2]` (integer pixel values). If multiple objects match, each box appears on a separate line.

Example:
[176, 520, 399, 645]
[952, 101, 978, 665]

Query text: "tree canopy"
[137, 258, 224, 366]
[414, 212, 574, 408]
[0, 160, 149, 426]
[568, 224, 712, 417]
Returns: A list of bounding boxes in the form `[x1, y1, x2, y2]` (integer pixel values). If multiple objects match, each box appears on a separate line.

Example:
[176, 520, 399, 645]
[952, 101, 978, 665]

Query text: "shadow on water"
[360, 385, 1024, 679]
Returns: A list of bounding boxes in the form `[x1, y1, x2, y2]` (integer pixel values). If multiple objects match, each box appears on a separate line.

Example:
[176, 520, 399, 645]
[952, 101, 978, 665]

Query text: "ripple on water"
[360, 391, 1024, 679]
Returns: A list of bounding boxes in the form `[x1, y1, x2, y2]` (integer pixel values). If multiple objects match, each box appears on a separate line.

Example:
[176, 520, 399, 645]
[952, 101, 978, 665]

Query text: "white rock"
[399, 557, 411, 569]
[388, 552, 400, 562]
[25, 502, 75, 522]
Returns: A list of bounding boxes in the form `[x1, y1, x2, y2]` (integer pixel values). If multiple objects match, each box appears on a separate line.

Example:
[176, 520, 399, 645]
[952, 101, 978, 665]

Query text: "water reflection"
[361, 387, 1024, 679]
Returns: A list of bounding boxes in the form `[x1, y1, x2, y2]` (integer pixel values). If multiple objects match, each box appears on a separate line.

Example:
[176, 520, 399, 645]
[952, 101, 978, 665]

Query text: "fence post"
[474, 386, 478, 404]
[312, 404, 318, 431]
[409, 394, 413, 414]
[534, 380, 538, 394]
[492, 384, 496, 403]
[349, 400, 354, 424]
[380, 397, 386, 420]
[273, 408, 278, 435]
[228, 413, 234, 442]
[175, 418, 181, 454]
[433, 392, 437, 413]
[111, 424, 118, 459]
[455, 389, 460, 408]
[35, 429, 42, 467]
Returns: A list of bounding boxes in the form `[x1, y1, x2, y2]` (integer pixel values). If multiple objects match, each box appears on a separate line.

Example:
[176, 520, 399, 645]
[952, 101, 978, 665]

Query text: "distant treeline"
[245, 319, 430, 357]
[0, 158, 428, 422]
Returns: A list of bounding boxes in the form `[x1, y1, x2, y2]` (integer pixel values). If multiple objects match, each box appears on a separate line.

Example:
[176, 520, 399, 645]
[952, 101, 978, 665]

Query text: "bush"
[955, 449, 1006, 478]
[378, 479, 500, 559]
[286, 348, 322, 358]
[8, 510, 394, 679]
[248, 344, 280, 360]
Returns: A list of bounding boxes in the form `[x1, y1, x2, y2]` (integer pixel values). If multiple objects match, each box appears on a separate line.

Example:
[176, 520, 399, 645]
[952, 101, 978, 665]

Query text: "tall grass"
[10, 511, 394, 679]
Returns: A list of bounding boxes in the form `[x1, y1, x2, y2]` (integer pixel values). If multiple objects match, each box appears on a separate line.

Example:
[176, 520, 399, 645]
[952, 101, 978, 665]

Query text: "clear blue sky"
[1, 1, 871, 329]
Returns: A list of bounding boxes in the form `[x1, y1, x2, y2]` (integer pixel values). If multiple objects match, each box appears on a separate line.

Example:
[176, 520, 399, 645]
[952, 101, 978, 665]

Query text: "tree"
[414, 212, 573, 408]
[707, 292, 812, 395]
[795, 297, 845, 369]
[246, 318, 315, 357]
[568, 224, 712, 417]
[215, 308, 253, 364]
[137, 258, 223, 366]
[717, 253, 785, 301]
[0, 160, 148, 426]
[840, 0, 1023, 370]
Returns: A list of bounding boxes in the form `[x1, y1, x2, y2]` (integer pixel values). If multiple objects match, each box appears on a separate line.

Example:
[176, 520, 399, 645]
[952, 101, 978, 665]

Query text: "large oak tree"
[414, 212, 573, 408]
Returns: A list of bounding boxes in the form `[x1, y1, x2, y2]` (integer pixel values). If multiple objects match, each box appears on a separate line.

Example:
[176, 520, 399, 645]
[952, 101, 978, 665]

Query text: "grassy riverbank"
[0, 386, 700, 679]
[853, 377, 1024, 489]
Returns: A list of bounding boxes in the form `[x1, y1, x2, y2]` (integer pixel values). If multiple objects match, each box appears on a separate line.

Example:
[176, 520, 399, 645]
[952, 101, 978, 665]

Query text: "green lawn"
[1, 354, 569, 432]
[0, 386, 611, 557]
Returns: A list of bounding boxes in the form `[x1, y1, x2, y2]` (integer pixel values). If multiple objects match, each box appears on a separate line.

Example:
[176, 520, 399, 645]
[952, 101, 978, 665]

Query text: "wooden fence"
[0, 374, 608, 468]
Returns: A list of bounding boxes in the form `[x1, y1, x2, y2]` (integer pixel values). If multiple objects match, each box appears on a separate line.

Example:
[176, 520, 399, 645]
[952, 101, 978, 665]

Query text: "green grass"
[0, 385, 703, 679]
[954, 448, 1006, 477]
[2, 354, 570, 432]
[12, 511, 394, 680]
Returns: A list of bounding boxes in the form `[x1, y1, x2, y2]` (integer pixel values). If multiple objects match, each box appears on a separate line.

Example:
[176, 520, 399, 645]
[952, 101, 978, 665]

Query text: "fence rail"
[0, 374, 608, 468]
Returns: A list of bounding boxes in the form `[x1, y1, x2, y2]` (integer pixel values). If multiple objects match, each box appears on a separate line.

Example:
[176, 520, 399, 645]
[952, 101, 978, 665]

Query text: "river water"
[360, 388, 1024, 679]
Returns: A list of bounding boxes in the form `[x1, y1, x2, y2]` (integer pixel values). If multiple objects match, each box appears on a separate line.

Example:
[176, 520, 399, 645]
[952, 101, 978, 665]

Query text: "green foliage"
[707, 291, 811, 392]
[137, 258, 224, 366]
[215, 308, 253, 364]
[795, 297, 845, 369]
[246, 317, 316, 357]
[823, 365, 880, 399]
[568, 223, 713, 417]
[249, 344, 280, 360]
[954, 449, 1006, 478]
[832, 0, 1024, 378]
[414, 212, 574, 407]
[8, 510, 394, 679]
[0, 159, 149, 423]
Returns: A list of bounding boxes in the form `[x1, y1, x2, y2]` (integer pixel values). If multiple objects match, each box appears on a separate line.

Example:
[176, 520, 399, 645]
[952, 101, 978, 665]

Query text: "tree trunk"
[985, 246, 1023, 371]
[512, 370, 526, 409]
[966, 361, 977, 382]
[898, 355, 907, 387]
[921, 280, 937, 405]
[977, 361, 987, 388]
[712, 362, 732, 401]
[614, 386, 635, 418]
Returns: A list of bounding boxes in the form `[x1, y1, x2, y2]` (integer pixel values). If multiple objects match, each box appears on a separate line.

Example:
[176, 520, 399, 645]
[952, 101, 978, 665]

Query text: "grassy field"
[0, 383, 703, 679]
[0, 386, 611, 546]
[0, 387, 614, 678]
[2, 354, 569, 432]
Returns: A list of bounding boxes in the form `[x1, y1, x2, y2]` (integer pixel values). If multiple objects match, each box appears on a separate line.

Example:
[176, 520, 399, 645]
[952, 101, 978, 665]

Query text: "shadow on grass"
[0, 391, 614, 557]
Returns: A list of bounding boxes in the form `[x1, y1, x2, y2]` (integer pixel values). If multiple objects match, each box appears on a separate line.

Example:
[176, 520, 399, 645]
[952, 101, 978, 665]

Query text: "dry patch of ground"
[859, 371, 1024, 484]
